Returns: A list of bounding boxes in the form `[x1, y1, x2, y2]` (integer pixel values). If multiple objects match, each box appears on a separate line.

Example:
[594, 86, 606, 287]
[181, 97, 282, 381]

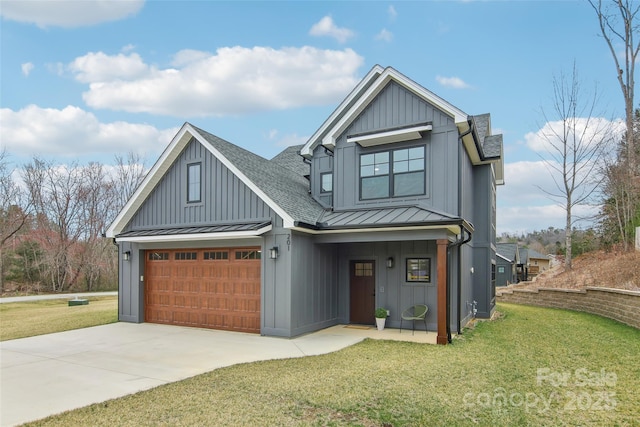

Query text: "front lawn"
[0, 296, 118, 341]
[26, 303, 640, 426]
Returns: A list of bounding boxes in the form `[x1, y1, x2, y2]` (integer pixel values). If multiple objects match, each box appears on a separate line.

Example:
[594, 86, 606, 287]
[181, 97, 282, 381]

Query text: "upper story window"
[187, 162, 201, 203]
[321, 172, 333, 193]
[360, 146, 425, 200]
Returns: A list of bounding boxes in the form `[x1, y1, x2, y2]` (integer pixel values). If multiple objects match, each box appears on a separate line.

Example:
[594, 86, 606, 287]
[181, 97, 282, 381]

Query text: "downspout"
[446, 226, 472, 343]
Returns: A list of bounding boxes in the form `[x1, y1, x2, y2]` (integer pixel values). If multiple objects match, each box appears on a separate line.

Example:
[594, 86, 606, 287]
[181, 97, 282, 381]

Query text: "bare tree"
[22, 158, 89, 292]
[589, 0, 640, 174]
[111, 152, 146, 213]
[0, 150, 30, 292]
[536, 65, 612, 269]
[77, 162, 118, 291]
[599, 109, 640, 250]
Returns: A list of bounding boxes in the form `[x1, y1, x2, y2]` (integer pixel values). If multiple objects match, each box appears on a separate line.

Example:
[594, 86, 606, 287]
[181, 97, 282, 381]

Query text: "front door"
[350, 260, 376, 325]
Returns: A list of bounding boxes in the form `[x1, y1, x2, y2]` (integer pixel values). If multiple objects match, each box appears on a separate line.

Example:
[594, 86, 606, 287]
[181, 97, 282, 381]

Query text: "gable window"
[321, 172, 333, 193]
[360, 146, 425, 200]
[187, 163, 201, 203]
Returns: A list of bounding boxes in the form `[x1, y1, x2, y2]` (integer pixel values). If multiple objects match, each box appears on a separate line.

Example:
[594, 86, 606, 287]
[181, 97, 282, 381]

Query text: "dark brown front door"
[350, 260, 376, 325]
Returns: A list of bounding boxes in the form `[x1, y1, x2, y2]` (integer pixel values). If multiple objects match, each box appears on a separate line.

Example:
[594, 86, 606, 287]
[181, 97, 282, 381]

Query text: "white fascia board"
[300, 65, 384, 158]
[115, 225, 273, 243]
[323, 67, 468, 149]
[347, 124, 432, 147]
[105, 123, 194, 238]
[497, 253, 511, 263]
[190, 129, 296, 228]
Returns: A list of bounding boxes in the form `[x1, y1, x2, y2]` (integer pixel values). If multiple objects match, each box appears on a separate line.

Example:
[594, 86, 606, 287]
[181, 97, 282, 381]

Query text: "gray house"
[106, 65, 504, 345]
[496, 243, 520, 286]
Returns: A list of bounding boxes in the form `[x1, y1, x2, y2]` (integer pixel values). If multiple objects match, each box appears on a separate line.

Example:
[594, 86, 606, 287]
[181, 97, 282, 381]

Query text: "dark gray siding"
[118, 241, 143, 323]
[347, 81, 455, 132]
[310, 146, 333, 208]
[337, 240, 439, 331]
[126, 138, 281, 231]
[290, 232, 339, 336]
[261, 230, 292, 337]
[471, 165, 497, 318]
[316, 81, 460, 214]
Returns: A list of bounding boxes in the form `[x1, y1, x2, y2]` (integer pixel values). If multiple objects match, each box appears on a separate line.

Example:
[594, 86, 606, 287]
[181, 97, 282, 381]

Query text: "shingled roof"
[270, 144, 309, 179]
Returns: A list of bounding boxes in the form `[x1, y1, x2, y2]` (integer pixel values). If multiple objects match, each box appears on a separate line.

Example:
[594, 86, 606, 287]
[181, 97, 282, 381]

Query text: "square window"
[498, 266, 505, 273]
[406, 258, 430, 282]
[187, 163, 201, 203]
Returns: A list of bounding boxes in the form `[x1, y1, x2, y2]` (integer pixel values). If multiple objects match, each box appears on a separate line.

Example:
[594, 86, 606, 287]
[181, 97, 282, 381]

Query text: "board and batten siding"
[337, 240, 440, 330]
[347, 80, 454, 133]
[290, 232, 339, 336]
[125, 139, 282, 231]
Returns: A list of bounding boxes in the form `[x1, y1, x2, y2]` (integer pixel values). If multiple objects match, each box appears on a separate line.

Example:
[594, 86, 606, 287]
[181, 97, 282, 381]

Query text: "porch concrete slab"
[0, 323, 365, 427]
[317, 324, 438, 344]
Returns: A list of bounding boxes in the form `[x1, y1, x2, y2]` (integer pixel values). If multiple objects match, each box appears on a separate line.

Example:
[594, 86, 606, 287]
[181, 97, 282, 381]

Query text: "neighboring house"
[520, 248, 550, 278]
[106, 65, 504, 345]
[496, 243, 520, 286]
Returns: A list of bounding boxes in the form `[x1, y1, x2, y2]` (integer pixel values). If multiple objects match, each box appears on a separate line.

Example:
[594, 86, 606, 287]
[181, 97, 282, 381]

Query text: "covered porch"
[291, 207, 474, 345]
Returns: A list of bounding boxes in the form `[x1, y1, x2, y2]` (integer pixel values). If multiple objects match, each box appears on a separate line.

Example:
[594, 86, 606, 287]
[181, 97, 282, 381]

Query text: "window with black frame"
[187, 162, 201, 203]
[360, 146, 425, 200]
[406, 258, 431, 282]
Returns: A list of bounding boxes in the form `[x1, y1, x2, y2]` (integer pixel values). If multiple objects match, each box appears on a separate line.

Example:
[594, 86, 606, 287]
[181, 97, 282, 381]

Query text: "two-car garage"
[144, 247, 261, 333]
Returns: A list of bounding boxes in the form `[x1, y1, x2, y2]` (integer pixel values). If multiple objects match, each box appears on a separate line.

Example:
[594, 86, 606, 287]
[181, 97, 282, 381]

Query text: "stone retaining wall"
[496, 286, 640, 330]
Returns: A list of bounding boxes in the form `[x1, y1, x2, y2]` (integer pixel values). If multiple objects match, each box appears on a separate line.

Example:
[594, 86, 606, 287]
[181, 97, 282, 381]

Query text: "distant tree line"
[499, 227, 603, 259]
[0, 151, 146, 294]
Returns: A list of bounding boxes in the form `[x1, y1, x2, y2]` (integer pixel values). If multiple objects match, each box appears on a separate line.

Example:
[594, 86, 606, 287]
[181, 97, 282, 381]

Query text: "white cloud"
[0, 105, 177, 158]
[436, 75, 471, 89]
[498, 204, 599, 235]
[309, 16, 355, 43]
[0, 0, 144, 28]
[68, 51, 150, 83]
[375, 28, 393, 42]
[265, 128, 308, 148]
[274, 133, 308, 148]
[71, 46, 364, 117]
[21, 62, 34, 77]
[388, 5, 398, 20]
[497, 160, 601, 234]
[524, 117, 624, 154]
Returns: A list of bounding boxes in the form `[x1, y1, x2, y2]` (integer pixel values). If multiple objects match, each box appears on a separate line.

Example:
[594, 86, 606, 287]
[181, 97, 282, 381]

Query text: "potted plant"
[375, 307, 388, 331]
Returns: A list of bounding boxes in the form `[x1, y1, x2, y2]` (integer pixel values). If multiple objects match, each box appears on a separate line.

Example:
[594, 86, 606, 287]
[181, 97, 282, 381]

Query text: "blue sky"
[0, 0, 628, 235]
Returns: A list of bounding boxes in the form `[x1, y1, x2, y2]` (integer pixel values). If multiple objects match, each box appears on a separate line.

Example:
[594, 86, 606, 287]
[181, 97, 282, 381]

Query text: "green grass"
[0, 296, 118, 341]
[25, 303, 640, 426]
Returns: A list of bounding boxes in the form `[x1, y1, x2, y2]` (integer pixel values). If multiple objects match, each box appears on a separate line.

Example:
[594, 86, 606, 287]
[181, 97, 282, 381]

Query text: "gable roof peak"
[300, 65, 468, 158]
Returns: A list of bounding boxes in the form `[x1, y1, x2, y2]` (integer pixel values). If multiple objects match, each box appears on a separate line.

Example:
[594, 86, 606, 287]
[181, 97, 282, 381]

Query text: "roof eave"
[300, 65, 385, 159]
[105, 122, 194, 238]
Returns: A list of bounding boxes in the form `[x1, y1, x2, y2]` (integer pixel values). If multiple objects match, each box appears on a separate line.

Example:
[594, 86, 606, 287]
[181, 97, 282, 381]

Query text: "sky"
[0, 0, 630, 235]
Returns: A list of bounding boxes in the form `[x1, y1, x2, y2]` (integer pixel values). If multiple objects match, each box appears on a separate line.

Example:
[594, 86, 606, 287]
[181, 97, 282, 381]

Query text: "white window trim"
[347, 124, 432, 147]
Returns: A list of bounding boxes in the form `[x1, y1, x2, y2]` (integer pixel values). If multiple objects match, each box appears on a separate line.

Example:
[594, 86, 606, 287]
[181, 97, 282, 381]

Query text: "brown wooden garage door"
[144, 247, 261, 333]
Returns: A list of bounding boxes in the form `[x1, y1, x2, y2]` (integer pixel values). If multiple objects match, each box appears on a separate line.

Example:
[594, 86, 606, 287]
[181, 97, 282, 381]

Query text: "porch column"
[436, 239, 448, 345]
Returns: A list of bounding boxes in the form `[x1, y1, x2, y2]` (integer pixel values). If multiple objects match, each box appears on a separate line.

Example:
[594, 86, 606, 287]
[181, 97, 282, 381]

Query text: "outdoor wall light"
[269, 246, 279, 259]
[123, 251, 131, 262]
[386, 257, 394, 268]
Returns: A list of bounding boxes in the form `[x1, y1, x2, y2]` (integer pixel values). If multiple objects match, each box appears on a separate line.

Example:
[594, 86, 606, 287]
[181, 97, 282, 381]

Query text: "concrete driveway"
[0, 323, 367, 427]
